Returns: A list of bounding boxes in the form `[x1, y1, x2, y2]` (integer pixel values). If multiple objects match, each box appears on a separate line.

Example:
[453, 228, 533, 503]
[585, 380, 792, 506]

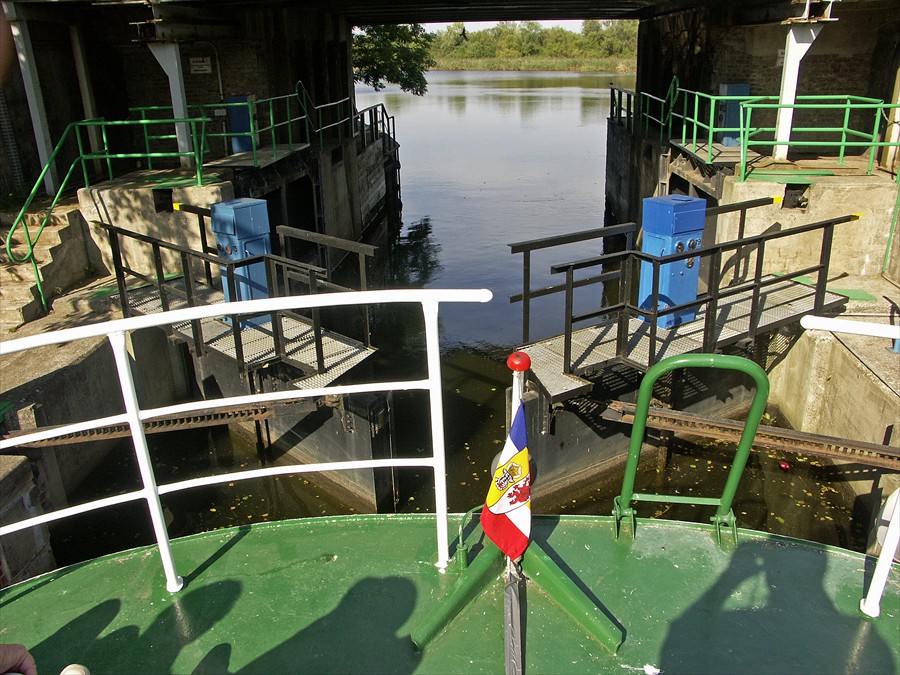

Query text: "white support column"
[3, 2, 58, 193]
[774, 24, 823, 161]
[69, 24, 101, 173]
[147, 41, 192, 168]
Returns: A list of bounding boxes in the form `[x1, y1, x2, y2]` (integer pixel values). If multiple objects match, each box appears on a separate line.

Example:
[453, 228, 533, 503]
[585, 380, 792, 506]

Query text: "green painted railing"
[611, 83, 900, 183]
[131, 82, 397, 166]
[613, 353, 770, 545]
[738, 96, 900, 182]
[675, 89, 763, 161]
[4, 116, 209, 312]
[295, 81, 354, 147]
[132, 92, 309, 168]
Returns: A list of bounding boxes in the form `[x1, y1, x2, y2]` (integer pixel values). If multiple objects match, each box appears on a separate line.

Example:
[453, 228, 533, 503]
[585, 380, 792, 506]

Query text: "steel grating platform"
[520, 277, 846, 403]
[120, 282, 375, 388]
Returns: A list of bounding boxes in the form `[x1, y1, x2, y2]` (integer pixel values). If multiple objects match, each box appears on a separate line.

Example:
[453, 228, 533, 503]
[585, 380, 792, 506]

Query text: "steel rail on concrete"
[0, 402, 295, 447]
[603, 400, 900, 470]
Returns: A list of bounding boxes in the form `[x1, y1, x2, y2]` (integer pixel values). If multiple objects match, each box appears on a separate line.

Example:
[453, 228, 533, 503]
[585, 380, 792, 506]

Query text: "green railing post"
[867, 105, 883, 176]
[76, 125, 89, 188]
[286, 97, 294, 149]
[249, 100, 259, 167]
[739, 105, 749, 181]
[269, 99, 277, 157]
[839, 97, 851, 164]
[192, 120, 204, 186]
[692, 93, 699, 151]
[613, 353, 769, 543]
[141, 109, 154, 170]
[101, 125, 113, 180]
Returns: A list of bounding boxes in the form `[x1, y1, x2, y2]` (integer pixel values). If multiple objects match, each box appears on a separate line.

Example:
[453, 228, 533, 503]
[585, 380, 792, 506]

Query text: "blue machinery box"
[638, 195, 706, 329]
[210, 198, 271, 327]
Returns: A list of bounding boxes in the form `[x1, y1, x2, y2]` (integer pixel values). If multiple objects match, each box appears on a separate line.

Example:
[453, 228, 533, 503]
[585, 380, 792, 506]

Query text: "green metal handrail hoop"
[4, 116, 209, 312]
[613, 353, 770, 544]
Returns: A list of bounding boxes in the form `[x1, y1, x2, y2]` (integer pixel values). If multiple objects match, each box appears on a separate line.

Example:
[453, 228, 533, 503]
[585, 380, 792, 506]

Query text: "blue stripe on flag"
[509, 404, 528, 451]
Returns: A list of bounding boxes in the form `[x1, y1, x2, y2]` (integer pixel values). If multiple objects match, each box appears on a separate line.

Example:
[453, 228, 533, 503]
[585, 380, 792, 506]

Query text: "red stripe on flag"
[480, 507, 529, 560]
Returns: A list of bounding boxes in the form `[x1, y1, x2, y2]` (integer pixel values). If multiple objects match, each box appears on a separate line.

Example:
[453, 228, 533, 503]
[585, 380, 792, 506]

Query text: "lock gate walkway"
[519, 276, 847, 403]
[118, 279, 376, 389]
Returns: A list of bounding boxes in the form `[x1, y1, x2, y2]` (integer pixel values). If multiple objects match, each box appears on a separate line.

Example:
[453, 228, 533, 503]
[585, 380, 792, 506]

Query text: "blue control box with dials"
[210, 198, 271, 327]
[638, 195, 706, 329]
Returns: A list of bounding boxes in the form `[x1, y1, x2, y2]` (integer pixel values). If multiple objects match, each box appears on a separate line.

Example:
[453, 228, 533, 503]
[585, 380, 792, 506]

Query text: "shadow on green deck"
[2, 515, 897, 674]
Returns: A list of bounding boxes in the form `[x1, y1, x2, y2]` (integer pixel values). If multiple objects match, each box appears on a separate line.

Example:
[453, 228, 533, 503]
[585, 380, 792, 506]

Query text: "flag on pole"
[481, 402, 531, 560]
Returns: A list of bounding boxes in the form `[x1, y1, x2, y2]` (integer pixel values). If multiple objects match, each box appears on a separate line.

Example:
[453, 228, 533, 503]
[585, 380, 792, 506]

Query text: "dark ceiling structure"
[292, 0, 793, 24]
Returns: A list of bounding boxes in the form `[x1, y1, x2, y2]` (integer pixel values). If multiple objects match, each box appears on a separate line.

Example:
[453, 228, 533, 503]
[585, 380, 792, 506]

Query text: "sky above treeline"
[423, 20, 587, 33]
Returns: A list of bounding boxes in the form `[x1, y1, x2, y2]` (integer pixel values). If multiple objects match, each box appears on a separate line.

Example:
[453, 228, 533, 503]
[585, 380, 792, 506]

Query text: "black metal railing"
[99, 222, 359, 378]
[550, 213, 857, 374]
[277, 225, 377, 345]
[509, 223, 637, 343]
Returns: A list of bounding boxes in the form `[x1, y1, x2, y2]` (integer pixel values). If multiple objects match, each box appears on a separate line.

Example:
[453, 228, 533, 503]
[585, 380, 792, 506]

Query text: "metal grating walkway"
[520, 277, 846, 403]
[121, 282, 375, 389]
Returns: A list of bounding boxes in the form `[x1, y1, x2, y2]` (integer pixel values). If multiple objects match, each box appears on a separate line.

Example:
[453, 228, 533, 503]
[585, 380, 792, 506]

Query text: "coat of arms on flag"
[480, 402, 531, 560]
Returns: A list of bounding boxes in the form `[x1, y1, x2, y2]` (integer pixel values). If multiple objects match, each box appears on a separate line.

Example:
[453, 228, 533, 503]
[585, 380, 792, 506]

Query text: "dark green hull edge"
[2, 514, 898, 674]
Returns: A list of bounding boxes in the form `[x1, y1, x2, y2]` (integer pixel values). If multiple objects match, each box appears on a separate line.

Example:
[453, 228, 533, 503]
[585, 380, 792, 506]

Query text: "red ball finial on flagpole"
[507, 351, 531, 372]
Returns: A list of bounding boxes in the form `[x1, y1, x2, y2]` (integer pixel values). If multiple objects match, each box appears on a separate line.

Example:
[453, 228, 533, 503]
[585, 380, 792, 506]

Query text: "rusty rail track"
[603, 400, 900, 471]
[1, 402, 300, 449]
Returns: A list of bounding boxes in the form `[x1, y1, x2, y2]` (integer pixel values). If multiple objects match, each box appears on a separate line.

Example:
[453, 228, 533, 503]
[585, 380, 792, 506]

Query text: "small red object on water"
[778, 460, 791, 472]
[507, 351, 531, 372]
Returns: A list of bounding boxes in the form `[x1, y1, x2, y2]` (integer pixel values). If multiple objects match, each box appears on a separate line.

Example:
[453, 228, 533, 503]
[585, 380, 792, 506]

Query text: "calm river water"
[53, 72, 862, 566]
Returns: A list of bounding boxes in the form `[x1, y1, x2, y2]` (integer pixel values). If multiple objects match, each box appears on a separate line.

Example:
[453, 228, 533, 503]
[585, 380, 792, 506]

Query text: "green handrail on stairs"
[613, 353, 770, 545]
[4, 116, 209, 313]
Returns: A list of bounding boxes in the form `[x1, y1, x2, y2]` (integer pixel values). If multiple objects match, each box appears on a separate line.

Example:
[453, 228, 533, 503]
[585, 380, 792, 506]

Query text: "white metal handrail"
[0, 289, 493, 591]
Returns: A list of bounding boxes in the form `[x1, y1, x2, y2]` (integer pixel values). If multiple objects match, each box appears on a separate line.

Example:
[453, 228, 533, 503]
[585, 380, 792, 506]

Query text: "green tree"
[353, 24, 436, 96]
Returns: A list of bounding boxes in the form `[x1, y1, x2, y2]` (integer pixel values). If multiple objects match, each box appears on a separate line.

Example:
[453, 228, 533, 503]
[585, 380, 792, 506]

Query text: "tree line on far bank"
[352, 21, 638, 95]
[430, 21, 637, 61]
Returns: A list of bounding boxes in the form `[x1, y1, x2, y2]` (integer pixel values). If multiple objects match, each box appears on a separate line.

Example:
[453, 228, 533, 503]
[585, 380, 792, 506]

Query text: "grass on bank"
[431, 56, 635, 73]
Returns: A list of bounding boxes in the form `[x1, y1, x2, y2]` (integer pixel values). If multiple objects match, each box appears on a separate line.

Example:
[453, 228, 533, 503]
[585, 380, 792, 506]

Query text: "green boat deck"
[1, 514, 897, 674]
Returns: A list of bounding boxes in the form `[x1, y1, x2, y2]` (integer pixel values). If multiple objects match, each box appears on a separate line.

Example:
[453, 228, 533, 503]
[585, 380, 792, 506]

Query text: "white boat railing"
[0, 289, 493, 592]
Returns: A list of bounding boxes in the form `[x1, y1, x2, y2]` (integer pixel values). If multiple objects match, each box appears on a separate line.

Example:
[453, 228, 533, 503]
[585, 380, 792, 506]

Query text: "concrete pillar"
[147, 42, 193, 168]
[774, 24, 823, 161]
[2, 2, 59, 193]
[69, 24, 102, 174]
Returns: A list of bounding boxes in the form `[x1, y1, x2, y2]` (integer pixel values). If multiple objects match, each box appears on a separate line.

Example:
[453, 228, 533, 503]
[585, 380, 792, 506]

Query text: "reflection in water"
[387, 216, 442, 288]
[358, 70, 632, 347]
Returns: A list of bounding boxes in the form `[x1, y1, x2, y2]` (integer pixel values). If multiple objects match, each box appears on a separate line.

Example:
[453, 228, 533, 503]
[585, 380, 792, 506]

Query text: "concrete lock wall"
[358, 141, 388, 226]
[0, 327, 192, 583]
[769, 330, 898, 447]
[192, 348, 380, 511]
[715, 176, 897, 278]
[77, 180, 235, 279]
[0, 455, 55, 587]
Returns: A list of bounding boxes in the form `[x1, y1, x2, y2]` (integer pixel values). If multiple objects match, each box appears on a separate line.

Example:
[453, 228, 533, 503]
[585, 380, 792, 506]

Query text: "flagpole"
[504, 351, 530, 675]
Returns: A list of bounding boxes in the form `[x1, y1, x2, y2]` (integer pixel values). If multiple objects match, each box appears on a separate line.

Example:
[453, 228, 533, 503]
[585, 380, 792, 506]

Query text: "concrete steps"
[0, 206, 91, 332]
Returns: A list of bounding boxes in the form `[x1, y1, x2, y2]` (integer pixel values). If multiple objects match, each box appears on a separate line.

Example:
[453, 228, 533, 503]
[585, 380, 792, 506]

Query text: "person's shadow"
[660, 540, 895, 674]
[228, 576, 420, 674]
